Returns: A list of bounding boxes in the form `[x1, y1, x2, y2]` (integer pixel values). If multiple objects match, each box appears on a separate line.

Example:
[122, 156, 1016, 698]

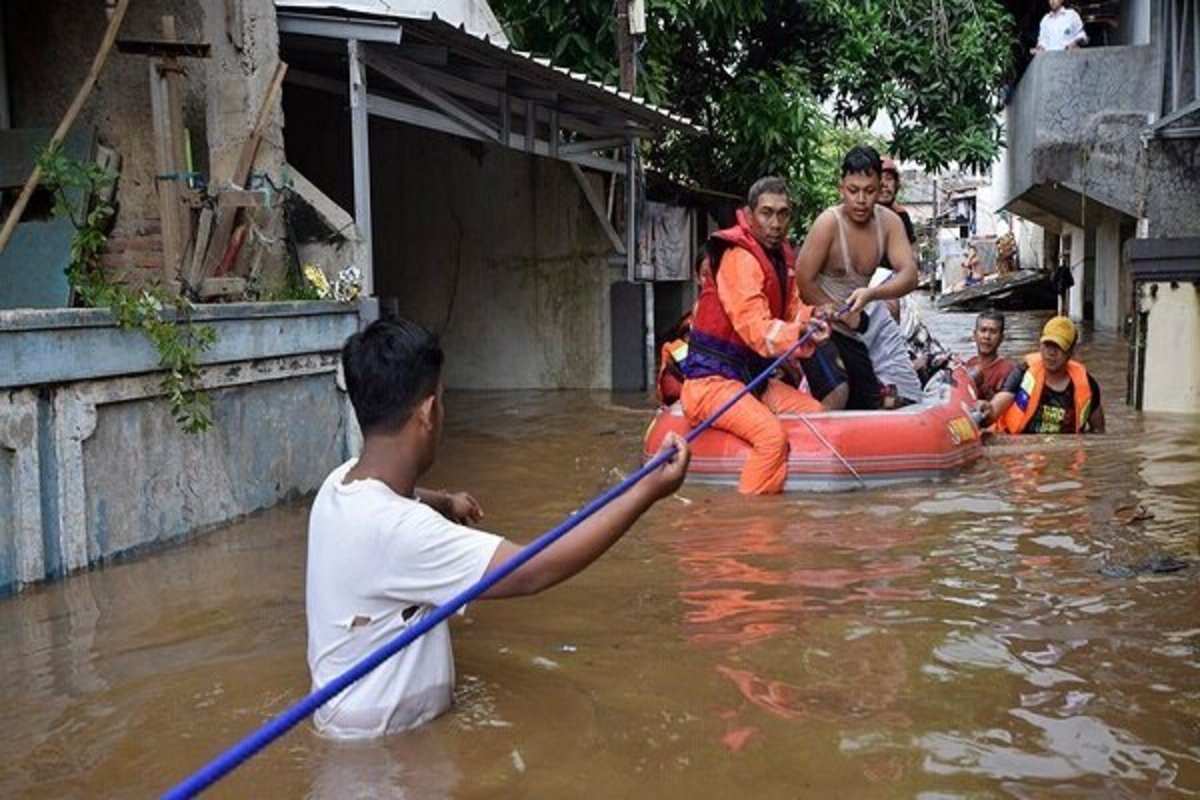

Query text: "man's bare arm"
[794, 212, 838, 309]
[978, 390, 1017, 427]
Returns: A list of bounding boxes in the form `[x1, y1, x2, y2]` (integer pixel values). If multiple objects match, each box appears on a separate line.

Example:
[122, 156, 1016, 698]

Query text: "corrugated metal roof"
[275, 1, 701, 134]
[276, 0, 511, 44]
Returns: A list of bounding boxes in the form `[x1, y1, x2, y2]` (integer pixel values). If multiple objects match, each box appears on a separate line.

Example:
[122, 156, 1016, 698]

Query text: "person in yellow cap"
[976, 316, 1106, 434]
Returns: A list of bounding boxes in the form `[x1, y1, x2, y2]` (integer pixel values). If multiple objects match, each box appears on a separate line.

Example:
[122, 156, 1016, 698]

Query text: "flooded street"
[1, 307, 1197, 798]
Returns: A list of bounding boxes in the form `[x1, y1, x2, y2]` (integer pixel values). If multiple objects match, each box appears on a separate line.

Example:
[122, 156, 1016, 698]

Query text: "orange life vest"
[685, 210, 795, 384]
[657, 338, 689, 405]
[996, 353, 1093, 434]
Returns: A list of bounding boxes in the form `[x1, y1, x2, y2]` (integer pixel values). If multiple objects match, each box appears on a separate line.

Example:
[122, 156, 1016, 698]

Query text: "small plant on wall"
[38, 144, 217, 433]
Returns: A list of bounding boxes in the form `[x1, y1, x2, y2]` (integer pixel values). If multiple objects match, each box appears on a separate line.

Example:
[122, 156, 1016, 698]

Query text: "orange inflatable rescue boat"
[643, 364, 984, 491]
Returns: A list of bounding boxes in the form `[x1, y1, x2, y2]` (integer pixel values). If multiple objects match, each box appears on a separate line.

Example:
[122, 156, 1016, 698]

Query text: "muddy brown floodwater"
[1, 306, 1198, 799]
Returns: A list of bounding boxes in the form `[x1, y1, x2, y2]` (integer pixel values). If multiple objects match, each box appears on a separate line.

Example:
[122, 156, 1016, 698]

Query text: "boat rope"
[162, 319, 833, 799]
[796, 414, 866, 488]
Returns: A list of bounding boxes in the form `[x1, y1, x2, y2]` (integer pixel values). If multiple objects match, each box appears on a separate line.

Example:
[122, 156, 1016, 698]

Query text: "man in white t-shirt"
[307, 318, 689, 739]
[1032, 0, 1087, 55]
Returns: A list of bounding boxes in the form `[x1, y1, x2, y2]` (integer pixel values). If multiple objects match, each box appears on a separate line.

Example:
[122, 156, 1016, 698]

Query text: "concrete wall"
[1141, 282, 1200, 413]
[1144, 138, 1200, 238]
[1001, 45, 1158, 224]
[283, 85, 622, 389]
[0, 303, 359, 594]
[1093, 218, 1126, 331]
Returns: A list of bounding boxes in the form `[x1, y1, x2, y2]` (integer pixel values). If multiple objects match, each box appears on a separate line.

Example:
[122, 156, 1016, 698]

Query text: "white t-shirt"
[306, 459, 503, 739]
[1038, 8, 1087, 51]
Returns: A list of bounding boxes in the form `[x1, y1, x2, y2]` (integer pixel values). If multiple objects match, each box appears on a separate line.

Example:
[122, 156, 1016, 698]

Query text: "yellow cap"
[1040, 316, 1077, 350]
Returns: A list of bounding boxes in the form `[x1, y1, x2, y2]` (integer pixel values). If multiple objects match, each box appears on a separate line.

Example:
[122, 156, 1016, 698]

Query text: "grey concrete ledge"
[1, 301, 359, 389]
[0, 300, 353, 331]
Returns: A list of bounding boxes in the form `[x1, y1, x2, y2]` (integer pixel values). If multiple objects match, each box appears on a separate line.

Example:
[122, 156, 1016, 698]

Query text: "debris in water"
[559, 644, 577, 653]
[511, 749, 526, 773]
[1099, 555, 1189, 578]
[1113, 503, 1155, 524]
[531, 656, 560, 670]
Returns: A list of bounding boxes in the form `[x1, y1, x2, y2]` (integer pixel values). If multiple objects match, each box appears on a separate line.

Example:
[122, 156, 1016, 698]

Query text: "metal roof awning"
[274, 0, 701, 321]
[276, 2, 701, 173]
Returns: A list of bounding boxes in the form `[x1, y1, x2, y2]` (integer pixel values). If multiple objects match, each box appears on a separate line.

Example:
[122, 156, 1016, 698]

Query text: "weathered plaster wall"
[81, 370, 343, 566]
[283, 86, 621, 389]
[1003, 43, 1200, 240]
[1093, 219, 1125, 331]
[2, 0, 289, 287]
[0, 303, 359, 594]
[3, 0, 206, 237]
[0, 444, 16, 585]
[1144, 138, 1200, 238]
[1002, 45, 1158, 221]
[1141, 282, 1200, 413]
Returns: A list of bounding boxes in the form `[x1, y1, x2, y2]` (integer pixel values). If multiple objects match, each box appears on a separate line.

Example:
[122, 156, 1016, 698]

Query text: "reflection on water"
[1, 308, 1198, 798]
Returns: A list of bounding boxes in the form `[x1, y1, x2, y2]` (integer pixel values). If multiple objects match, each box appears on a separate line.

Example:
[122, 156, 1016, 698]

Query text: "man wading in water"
[306, 319, 689, 738]
[794, 145, 921, 409]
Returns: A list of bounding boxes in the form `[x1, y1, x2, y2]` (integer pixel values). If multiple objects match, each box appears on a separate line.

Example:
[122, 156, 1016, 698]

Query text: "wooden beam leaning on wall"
[0, 0, 131, 260]
[119, 20, 213, 291]
[147, 16, 197, 291]
[194, 61, 288, 297]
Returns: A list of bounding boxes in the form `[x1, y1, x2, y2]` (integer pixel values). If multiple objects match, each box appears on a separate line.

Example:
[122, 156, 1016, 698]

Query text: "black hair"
[341, 318, 444, 435]
[841, 145, 883, 179]
[976, 310, 1006, 332]
[747, 176, 789, 209]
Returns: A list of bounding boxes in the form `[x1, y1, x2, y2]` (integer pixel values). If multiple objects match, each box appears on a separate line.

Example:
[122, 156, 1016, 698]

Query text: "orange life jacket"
[685, 210, 795, 384]
[996, 353, 1093, 434]
[657, 338, 689, 405]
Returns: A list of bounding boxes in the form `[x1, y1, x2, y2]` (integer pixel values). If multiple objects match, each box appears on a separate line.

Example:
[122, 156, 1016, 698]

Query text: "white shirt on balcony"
[1038, 7, 1088, 51]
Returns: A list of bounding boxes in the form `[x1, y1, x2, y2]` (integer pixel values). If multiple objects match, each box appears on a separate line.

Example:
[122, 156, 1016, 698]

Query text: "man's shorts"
[799, 331, 882, 410]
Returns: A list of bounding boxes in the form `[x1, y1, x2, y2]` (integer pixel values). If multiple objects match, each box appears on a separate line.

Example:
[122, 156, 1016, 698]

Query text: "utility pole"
[615, 0, 653, 389]
[615, 0, 636, 92]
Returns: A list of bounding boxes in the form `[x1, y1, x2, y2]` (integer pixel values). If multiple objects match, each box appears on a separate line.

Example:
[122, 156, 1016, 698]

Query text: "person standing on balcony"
[1032, 0, 1088, 55]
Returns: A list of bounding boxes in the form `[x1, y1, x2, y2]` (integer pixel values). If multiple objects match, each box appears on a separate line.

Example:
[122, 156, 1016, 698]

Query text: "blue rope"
[162, 319, 831, 799]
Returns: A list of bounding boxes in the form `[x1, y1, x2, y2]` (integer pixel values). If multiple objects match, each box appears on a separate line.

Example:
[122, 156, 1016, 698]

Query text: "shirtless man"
[794, 145, 921, 410]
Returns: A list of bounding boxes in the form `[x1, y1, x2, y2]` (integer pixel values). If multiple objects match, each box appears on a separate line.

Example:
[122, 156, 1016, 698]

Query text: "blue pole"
[163, 321, 828, 799]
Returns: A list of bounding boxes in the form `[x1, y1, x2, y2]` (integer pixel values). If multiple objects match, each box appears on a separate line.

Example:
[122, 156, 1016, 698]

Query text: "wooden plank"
[0, 0, 130, 259]
[288, 166, 357, 238]
[181, 207, 213, 290]
[149, 16, 190, 285]
[569, 163, 625, 255]
[200, 61, 288, 278]
[217, 190, 267, 209]
[163, 16, 192, 282]
[199, 276, 246, 299]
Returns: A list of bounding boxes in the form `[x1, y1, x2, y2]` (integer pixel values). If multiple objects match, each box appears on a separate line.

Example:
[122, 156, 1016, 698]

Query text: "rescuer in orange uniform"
[680, 177, 830, 494]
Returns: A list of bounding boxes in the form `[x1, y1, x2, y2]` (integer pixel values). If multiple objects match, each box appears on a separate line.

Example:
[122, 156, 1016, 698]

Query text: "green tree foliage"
[38, 145, 217, 434]
[492, 0, 1012, 223]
